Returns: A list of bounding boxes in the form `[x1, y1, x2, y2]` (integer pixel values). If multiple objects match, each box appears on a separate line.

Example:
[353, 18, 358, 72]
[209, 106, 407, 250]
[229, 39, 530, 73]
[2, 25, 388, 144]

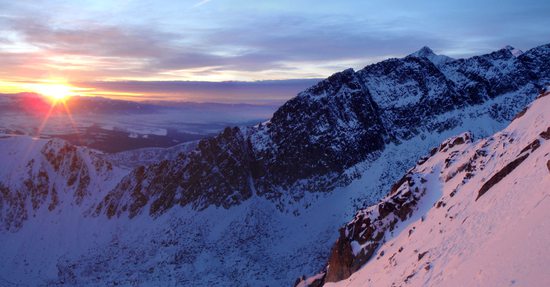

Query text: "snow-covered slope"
[0, 136, 127, 231]
[102, 140, 199, 169]
[0, 136, 130, 285]
[299, 90, 550, 287]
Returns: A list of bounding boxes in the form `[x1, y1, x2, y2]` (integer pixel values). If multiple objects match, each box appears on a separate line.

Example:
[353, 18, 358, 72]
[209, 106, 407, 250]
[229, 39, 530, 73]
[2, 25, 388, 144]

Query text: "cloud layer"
[0, 0, 549, 102]
[76, 79, 321, 104]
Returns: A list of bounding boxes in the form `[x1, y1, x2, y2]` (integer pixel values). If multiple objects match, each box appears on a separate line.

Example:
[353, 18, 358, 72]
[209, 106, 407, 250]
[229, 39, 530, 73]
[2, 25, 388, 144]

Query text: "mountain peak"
[408, 46, 454, 67]
[411, 46, 435, 57]
[503, 45, 524, 57]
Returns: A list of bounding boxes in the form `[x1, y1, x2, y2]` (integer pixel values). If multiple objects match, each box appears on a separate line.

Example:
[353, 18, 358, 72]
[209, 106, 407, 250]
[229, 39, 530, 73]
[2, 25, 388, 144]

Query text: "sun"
[38, 84, 73, 102]
[28, 81, 76, 104]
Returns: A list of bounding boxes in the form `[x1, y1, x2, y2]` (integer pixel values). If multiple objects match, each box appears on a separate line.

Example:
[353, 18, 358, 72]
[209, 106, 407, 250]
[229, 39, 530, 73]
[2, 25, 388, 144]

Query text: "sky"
[0, 0, 549, 103]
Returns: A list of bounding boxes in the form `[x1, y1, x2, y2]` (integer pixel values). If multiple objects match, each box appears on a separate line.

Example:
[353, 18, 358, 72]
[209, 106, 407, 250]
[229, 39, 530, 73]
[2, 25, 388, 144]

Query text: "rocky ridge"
[96, 43, 550, 218]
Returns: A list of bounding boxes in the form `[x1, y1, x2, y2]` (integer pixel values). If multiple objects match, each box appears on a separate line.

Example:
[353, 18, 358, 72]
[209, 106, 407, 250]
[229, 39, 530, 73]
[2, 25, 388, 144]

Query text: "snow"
[0, 135, 130, 285]
[296, 272, 325, 287]
[326, 92, 550, 287]
[387, 165, 443, 240]
[350, 241, 362, 256]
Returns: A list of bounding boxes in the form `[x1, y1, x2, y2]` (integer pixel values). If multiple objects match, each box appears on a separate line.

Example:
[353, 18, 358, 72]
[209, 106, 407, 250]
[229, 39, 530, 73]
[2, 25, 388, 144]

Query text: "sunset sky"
[1, 0, 549, 103]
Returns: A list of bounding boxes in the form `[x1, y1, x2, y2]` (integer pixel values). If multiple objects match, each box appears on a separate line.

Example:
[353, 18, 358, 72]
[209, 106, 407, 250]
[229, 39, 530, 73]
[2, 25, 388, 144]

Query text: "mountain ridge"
[94, 42, 549, 219]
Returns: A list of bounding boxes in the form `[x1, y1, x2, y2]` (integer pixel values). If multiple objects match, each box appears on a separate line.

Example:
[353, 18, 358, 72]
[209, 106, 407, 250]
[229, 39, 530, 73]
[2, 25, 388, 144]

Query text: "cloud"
[5, 17, 174, 58]
[193, 0, 211, 8]
[0, 8, 449, 81]
[75, 79, 321, 104]
[1, 0, 549, 87]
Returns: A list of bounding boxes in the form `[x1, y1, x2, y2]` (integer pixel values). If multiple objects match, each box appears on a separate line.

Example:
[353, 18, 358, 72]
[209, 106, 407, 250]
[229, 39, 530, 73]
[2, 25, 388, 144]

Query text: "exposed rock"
[476, 153, 530, 201]
[519, 139, 541, 155]
[322, 166, 426, 283]
[512, 107, 529, 120]
[294, 274, 325, 287]
[41, 140, 93, 204]
[0, 138, 114, 230]
[97, 127, 256, 218]
[324, 237, 356, 282]
[418, 251, 429, 261]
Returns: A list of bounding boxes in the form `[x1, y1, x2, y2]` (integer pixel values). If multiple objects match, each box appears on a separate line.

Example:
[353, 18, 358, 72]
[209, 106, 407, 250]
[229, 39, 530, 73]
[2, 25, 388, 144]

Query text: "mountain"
[96, 43, 548, 218]
[1, 43, 550, 286]
[297, 88, 550, 287]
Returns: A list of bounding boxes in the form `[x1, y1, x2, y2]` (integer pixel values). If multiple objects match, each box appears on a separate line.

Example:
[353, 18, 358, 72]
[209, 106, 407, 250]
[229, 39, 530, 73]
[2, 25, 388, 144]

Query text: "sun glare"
[27, 81, 76, 104]
[39, 84, 73, 101]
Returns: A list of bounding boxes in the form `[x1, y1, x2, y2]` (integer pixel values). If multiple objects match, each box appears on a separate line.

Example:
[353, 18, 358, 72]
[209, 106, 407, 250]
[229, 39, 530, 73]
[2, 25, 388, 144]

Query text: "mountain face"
[297, 89, 550, 287]
[95, 126, 256, 218]
[96, 43, 548, 219]
[1, 43, 550, 286]
[0, 137, 124, 231]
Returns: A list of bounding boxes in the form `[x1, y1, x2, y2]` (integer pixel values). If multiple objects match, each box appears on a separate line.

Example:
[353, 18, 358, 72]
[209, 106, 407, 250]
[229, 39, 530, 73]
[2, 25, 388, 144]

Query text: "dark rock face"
[0, 183, 28, 231]
[96, 127, 256, 218]
[519, 43, 550, 84]
[97, 43, 550, 218]
[253, 69, 387, 197]
[357, 57, 461, 140]
[443, 48, 537, 104]
[476, 153, 530, 201]
[42, 141, 93, 204]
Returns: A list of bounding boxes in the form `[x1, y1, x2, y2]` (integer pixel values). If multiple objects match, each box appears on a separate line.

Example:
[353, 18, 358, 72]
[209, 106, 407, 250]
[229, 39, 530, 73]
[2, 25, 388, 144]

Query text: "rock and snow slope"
[299, 91, 550, 286]
[0, 137, 126, 231]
